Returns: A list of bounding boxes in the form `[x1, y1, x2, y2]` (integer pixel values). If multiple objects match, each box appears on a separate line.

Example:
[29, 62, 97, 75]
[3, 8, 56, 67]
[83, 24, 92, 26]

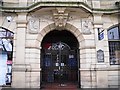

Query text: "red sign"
[44, 43, 52, 49]
[7, 60, 12, 64]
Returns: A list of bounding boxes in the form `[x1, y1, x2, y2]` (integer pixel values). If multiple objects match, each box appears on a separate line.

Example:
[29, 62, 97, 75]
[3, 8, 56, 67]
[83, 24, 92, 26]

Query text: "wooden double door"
[41, 42, 78, 83]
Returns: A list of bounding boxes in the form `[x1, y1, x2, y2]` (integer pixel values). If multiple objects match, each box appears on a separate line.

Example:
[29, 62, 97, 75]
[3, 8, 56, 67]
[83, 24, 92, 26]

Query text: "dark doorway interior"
[41, 30, 78, 50]
[41, 30, 79, 88]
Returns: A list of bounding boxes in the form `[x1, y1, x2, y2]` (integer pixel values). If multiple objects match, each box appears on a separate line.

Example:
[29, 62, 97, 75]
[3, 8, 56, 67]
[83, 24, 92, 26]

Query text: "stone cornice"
[0, 1, 119, 14]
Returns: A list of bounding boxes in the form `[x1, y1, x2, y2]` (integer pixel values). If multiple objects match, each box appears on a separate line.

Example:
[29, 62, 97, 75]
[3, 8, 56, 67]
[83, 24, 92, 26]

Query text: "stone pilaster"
[25, 47, 41, 88]
[93, 13, 109, 88]
[79, 37, 97, 88]
[15, 13, 27, 64]
[12, 13, 27, 88]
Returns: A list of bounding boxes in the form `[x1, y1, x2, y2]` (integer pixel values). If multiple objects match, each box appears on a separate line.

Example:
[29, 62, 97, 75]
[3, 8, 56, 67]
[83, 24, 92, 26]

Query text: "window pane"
[0, 31, 7, 38]
[0, 28, 13, 38]
[0, 28, 13, 51]
[108, 26, 120, 65]
[108, 27, 119, 40]
[109, 41, 120, 65]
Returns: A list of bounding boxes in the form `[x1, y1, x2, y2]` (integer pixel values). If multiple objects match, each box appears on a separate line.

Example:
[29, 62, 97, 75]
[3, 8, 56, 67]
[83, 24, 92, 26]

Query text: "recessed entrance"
[41, 30, 80, 89]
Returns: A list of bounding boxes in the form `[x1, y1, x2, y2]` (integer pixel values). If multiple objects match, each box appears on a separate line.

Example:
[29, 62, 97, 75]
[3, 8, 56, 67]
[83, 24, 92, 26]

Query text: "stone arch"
[36, 23, 84, 48]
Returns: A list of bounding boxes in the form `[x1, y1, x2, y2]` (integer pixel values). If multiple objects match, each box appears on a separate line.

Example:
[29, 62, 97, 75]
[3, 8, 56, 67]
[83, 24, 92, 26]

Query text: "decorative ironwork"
[47, 42, 70, 50]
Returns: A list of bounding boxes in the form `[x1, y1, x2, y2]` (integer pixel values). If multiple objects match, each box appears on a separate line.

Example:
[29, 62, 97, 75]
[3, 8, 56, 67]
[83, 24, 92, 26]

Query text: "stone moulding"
[79, 67, 120, 71]
[12, 68, 41, 72]
[0, 1, 119, 14]
[12, 64, 41, 72]
[25, 46, 41, 50]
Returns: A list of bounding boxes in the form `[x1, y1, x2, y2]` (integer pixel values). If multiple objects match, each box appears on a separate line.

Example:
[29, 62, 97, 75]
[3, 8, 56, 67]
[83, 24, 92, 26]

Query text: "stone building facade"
[0, 0, 120, 88]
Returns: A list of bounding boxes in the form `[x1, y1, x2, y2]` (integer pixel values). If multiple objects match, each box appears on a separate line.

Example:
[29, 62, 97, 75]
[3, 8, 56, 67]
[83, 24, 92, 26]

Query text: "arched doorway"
[41, 30, 80, 88]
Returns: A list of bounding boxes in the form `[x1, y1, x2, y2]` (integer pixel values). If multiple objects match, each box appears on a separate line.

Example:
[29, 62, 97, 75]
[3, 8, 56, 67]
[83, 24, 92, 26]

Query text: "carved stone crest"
[53, 8, 68, 29]
[29, 17, 39, 33]
[81, 19, 92, 34]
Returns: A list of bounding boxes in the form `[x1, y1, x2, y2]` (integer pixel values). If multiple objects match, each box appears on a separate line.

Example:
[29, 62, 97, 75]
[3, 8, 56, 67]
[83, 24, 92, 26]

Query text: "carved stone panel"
[81, 19, 92, 35]
[28, 17, 39, 33]
[52, 8, 68, 29]
[97, 49, 104, 63]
